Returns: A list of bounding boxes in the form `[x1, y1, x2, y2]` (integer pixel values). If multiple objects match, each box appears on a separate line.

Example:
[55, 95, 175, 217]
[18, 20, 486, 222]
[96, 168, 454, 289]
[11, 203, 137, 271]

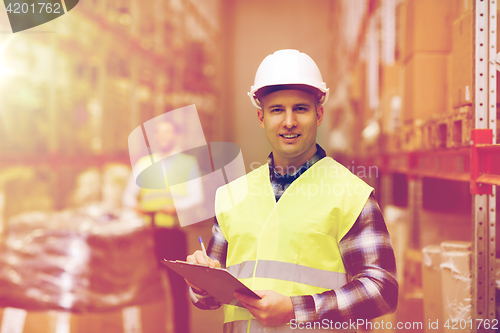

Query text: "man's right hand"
[185, 250, 220, 294]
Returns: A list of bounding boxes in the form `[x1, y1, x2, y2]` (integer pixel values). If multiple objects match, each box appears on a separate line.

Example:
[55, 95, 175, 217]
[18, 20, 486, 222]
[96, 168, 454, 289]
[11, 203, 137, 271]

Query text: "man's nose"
[283, 109, 297, 129]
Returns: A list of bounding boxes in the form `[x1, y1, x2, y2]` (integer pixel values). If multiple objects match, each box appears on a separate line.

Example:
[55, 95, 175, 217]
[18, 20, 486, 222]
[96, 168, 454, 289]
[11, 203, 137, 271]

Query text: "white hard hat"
[248, 49, 329, 109]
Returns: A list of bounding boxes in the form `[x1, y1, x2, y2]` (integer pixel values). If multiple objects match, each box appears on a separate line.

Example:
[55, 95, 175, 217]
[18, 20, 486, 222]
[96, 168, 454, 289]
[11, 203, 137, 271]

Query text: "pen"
[199, 236, 210, 264]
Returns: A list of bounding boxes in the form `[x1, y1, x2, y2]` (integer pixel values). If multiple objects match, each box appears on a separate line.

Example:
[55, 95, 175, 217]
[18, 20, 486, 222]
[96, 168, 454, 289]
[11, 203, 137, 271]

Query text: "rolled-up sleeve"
[291, 194, 398, 323]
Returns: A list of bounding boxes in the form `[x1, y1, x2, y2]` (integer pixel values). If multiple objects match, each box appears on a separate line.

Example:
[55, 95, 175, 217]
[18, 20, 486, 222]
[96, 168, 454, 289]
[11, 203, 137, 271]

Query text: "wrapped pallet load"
[422, 245, 443, 333]
[440, 241, 471, 333]
[0, 205, 166, 333]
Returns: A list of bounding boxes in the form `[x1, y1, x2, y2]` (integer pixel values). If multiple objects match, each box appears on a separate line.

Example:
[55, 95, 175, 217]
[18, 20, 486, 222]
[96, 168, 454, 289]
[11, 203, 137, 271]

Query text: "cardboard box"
[451, 10, 473, 108]
[422, 245, 443, 333]
[451, 0, 473, 20]
[397, 297, 424, 332]
[451, 10, 500, 108]
[380, 64, 402, 135]
[404, 53, 449, 123]
[402, 0, 454, 63]
[350, 62, 366, 102]
[0, 307, 61, 333]
[381, 91, 402, 136]
[446, 54, 455, 115]
[380, 64, 400, 96]
[350, 62, 373, 130]
[395, 0, 407, 63]
[403, 249, 423, 298]
[440, 241, 471, 333]
[0, 300, 166, 333]
[383, 205, 409, 284]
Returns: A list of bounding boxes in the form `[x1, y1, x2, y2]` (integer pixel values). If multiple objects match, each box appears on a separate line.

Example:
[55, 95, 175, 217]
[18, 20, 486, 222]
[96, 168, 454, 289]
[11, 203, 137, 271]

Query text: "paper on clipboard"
[161, 260, 261, 307]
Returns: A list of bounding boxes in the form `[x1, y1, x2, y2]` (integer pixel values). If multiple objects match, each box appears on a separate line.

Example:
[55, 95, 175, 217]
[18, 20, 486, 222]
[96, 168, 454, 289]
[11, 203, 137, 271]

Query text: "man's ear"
[316, 105, 324, 126]
[257, 108, 265, 129]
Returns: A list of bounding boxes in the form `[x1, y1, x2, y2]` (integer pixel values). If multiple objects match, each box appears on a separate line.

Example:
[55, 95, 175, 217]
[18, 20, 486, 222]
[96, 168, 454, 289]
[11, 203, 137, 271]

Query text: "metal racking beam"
[472, 0, 496, 331]
[365, 0, 500, 330]
[377, 141, 500, 187]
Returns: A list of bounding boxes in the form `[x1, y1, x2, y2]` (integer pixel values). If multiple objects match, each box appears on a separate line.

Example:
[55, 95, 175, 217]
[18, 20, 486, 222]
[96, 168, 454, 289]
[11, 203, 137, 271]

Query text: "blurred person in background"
[186, 50, 398, 332]
[123, 120, 202, 333]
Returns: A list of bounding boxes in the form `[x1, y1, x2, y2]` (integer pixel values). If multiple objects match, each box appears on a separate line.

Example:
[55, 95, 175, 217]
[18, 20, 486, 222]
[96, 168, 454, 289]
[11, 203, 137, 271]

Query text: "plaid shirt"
[190, 145, 398, 324]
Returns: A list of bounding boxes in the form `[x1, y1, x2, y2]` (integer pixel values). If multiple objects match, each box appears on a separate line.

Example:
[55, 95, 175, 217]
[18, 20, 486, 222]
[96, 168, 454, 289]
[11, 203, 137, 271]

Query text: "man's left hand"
[234, 290, 295, 327]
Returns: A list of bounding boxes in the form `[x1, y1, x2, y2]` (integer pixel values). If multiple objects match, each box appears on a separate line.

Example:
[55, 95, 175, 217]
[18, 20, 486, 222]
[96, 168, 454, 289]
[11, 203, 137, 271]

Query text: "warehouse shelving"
[378, 129, 499, 328]
[0, 0, 222, 216]
[341, 0, 499, 332]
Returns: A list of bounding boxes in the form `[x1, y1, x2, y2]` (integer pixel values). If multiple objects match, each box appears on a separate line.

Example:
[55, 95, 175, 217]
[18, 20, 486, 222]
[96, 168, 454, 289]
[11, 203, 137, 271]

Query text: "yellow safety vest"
[215, 157, 373, 333]
[138, 153, 196, 227]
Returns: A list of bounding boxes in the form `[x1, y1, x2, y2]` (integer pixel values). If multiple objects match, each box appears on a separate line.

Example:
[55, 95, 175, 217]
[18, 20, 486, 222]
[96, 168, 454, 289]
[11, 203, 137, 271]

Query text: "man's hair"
[255, 84, 324, 107]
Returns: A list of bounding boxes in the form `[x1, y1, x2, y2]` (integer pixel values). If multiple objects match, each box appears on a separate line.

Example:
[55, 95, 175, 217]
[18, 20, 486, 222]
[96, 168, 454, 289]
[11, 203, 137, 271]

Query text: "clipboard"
[161, 259, 261, 307]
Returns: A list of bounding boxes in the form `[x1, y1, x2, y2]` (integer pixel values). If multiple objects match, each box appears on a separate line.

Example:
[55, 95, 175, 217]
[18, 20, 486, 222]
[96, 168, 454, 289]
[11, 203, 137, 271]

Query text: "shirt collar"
[267, 144, 326, 181]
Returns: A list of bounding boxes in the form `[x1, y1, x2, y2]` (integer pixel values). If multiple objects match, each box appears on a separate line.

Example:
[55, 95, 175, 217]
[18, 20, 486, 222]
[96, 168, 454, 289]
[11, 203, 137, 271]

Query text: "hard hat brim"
[255, 84, 324, 100]
[249, 84, 329, 109]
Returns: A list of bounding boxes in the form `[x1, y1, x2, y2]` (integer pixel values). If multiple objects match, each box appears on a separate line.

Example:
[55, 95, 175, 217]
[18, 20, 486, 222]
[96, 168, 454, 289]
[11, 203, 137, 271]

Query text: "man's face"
[258, 89, 323, 168]
[155, 122, 177, 153]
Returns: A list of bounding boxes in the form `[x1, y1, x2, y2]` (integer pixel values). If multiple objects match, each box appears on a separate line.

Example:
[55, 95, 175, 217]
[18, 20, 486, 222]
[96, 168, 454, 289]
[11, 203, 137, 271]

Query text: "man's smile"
[280, 134, 300, 139]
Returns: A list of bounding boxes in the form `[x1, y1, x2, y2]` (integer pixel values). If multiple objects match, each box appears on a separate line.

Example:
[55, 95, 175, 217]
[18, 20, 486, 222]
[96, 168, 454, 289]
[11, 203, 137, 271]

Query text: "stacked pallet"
[422, 242, 474, 333]
[0, 208, 166, 333]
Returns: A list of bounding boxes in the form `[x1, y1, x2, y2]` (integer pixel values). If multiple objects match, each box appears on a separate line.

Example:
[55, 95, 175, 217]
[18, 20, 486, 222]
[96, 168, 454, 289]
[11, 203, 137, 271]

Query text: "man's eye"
[271, 108, 282, 113]
[296, 107, 307, 112]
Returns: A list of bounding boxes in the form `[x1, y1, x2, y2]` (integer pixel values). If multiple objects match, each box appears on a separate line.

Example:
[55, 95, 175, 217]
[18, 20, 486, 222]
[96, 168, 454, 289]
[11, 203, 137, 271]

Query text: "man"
[123, 120, 202, 333]
[186, 49, 398, 332]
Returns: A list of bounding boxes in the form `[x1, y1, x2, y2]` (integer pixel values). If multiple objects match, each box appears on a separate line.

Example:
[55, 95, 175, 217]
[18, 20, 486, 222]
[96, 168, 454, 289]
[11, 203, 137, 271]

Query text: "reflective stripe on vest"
[223, 320, 357, 333]
[227, 260, 347, 290]
[216, 157, 372, 332]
